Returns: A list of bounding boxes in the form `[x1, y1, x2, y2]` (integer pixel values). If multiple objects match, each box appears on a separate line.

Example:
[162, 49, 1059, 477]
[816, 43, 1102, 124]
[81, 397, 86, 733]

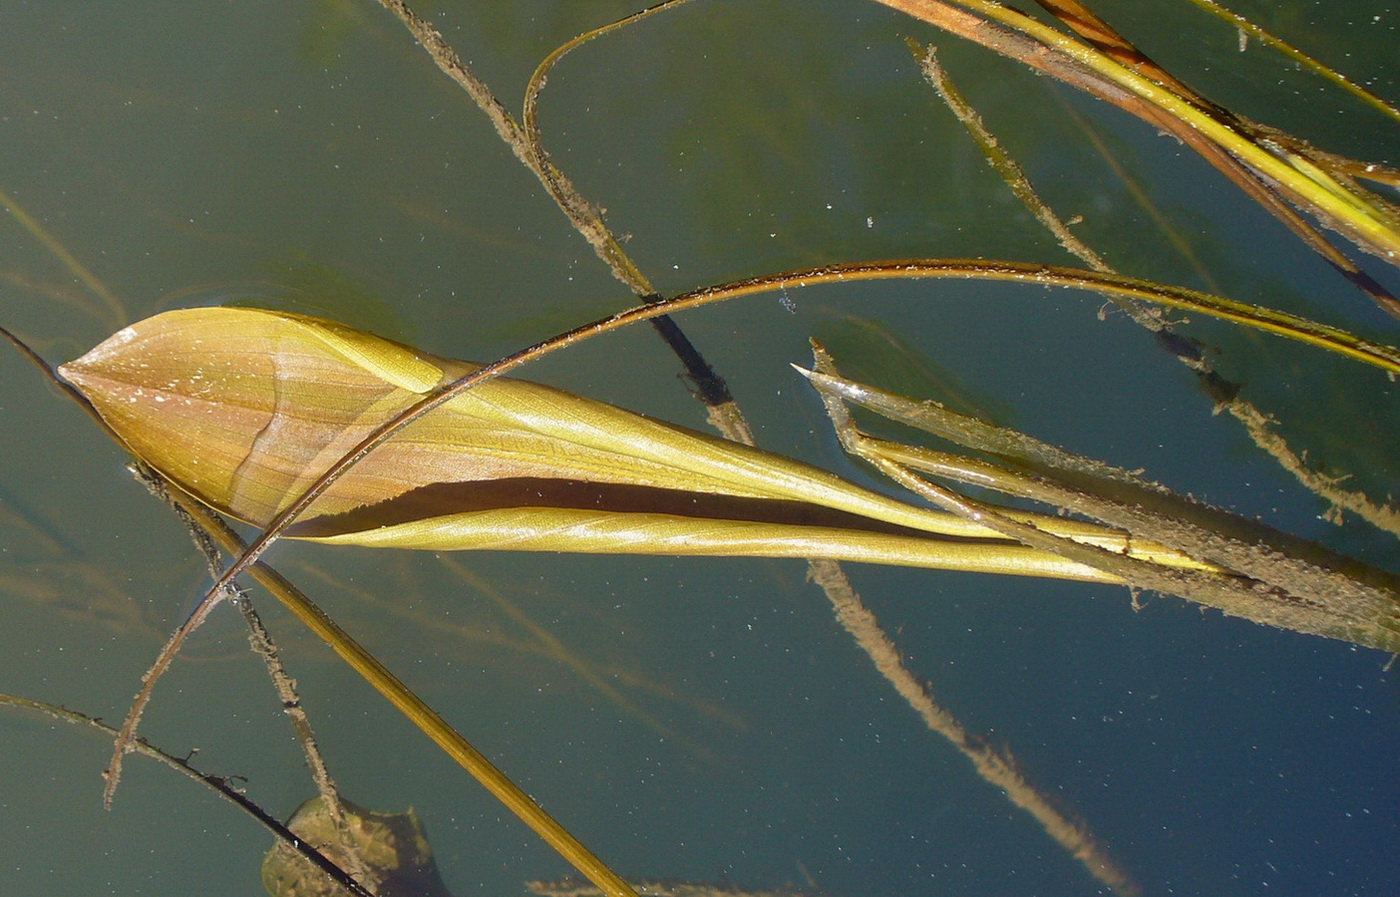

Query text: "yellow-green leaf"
[59, 307, 1213, 582]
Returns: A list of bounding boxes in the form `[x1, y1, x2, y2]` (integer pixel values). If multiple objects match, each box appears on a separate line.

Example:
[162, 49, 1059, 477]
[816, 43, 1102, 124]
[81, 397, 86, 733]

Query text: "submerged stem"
[806, 558, 1143, 896]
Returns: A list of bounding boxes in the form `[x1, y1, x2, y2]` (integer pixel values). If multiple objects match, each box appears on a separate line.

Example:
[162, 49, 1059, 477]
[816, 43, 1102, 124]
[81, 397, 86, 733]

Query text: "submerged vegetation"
[1, 1, 1396, 896]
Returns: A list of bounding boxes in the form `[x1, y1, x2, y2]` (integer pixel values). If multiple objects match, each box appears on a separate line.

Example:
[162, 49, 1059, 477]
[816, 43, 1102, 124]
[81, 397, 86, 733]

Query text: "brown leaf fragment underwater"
[261, 796, 451, 897]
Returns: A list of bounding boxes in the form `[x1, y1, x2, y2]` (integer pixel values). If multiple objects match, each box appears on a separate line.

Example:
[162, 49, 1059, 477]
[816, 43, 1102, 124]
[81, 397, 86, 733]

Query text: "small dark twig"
[0, 693, 375, 897]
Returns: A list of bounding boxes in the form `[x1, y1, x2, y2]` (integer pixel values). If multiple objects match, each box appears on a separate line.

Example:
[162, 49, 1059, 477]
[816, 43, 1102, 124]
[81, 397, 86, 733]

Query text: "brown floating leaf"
[261, 796, 451, 897]
[59, 307, 1214, 581]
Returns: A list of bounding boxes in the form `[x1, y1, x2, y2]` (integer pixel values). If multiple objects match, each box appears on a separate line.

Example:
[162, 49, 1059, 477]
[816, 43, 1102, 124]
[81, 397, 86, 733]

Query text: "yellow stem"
[874, 0, 1400, 259]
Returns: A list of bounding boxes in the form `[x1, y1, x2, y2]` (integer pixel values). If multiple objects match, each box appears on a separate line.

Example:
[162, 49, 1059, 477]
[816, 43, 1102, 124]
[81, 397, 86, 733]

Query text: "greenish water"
[0, 2, 1396, 895]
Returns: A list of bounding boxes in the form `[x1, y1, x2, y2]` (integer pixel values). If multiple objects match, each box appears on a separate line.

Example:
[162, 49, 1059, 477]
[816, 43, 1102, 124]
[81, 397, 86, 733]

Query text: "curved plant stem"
[516, 0, 752, 438]
[152, 256, 1400, 709]
[93, 250, 1383, 837]
[1221, 396, 1400, 537]
[521, 0, 699, 297]
[687, 261, 1400, 372]
[53, 251, 1400, 826]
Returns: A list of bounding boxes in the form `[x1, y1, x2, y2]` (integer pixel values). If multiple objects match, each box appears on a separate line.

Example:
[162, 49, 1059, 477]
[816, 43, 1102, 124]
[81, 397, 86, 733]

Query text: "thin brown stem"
[1, 694, 374, 897]
[805, 561, 1141, 896]
[130, 464, 373, 888]
[137, 256, 1400, 690]
[374, 0, 750, 432]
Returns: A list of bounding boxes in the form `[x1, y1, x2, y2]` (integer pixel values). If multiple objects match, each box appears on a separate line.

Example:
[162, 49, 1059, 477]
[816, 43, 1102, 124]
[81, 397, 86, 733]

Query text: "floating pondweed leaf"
[59, 307, 1216, 581]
